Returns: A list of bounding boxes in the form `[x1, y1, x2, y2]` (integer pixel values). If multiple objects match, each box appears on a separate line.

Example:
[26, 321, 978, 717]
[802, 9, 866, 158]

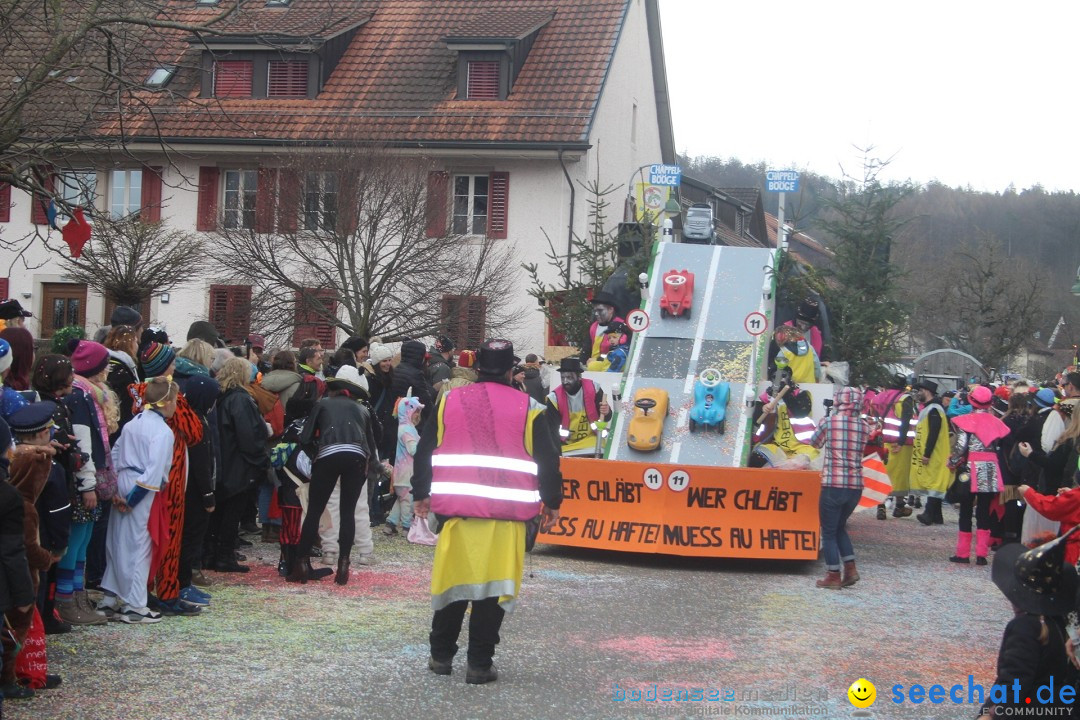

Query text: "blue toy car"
[688, 367, 730, 434]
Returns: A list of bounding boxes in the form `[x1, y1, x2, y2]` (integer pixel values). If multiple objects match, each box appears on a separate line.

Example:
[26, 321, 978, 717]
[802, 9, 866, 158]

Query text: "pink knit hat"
[969, 385, 993, 409]
[71, 340, 110, 377]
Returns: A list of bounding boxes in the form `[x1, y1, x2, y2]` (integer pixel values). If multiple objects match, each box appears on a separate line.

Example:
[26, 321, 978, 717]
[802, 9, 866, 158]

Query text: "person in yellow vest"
[910, 378, 952, 524]
[412, 339, 562, 684]
[545, 358, 611, 456]
[750, 373, 819, 467]
[773, 326, 822, 384]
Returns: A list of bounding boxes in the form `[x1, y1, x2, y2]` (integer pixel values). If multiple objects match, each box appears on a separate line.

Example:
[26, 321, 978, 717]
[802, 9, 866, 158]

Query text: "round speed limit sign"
[626, 309, 650, 332]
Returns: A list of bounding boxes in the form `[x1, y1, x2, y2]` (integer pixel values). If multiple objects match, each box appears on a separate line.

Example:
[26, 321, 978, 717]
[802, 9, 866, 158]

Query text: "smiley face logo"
[847, 678, 876, 708]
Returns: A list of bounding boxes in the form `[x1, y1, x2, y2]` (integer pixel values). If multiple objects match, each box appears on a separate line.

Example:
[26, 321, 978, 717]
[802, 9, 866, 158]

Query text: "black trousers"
[180, 483, 211, 587]
[85, 501, 110, 584]
[298, 452, 366, 557]
[958, 491, 995, 532]
[430, 597, 506, 669]
[209, 491, 247, 561]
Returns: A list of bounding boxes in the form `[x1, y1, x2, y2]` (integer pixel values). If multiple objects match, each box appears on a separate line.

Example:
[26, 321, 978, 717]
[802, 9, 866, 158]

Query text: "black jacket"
[0, 480, 34, 612]
[368, 365, 397, 461]
[426, 353, 453, 389]
[37, 463, 71, 554]
[300, 394, 380, 463]
[980, 613, 1074, 718]
[188, 416, 216, 509]
[216, 387, 270, 500]
[106, 353, 141, 445]
[392, 341, 434, 426]
[523, 367, 547, 405]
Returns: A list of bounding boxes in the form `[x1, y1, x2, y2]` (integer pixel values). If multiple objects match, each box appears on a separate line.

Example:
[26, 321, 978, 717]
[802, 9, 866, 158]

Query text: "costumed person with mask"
[772, 326, 822, 384]
[412, 339, 562, 684]
[586, 292, 629, 372]
[872, 373, 918, 521]
[546, 357, 611, 457]
[909, 379, 952, 528]
[783, 297, 824, 359]
[947, 385, 1009, 565]
[750, 370, 818, 467]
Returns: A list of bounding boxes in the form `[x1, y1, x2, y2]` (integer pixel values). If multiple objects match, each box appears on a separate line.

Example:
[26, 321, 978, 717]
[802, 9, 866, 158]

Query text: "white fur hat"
[369, 343, 393, 364]
[328, 364, 368, 394]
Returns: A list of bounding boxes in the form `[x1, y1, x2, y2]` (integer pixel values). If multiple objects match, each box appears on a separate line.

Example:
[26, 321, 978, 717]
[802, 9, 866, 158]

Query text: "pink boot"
[950, 531, 972, 564]
[975, 529, 991, 566]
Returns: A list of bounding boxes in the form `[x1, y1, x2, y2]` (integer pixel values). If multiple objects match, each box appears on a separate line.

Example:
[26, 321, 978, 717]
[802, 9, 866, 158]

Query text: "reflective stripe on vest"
[431, 382, 541, 521]
[790, 416, 817, 443]
[432, 454, 538, 475]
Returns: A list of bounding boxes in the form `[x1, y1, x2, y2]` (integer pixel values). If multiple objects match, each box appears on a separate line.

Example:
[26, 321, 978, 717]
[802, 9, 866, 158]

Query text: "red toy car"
[659, 269, 694, 319]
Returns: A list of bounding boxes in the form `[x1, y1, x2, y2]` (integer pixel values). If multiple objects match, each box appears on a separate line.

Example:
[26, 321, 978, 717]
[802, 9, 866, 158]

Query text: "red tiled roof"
[88, 0, 631, 147]
[444, 10, 555, 41]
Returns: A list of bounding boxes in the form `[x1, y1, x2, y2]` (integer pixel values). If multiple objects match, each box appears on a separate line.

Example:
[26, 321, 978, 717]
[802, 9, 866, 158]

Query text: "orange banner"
[539, 458, 821, 559]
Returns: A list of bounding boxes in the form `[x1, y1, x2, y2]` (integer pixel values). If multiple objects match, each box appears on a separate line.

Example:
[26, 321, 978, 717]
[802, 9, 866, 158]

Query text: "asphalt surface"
[18, 505, 1005, 720]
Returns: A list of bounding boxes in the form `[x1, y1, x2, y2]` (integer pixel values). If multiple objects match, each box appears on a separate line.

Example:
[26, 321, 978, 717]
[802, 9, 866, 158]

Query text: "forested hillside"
[683, 155, 1080, 373]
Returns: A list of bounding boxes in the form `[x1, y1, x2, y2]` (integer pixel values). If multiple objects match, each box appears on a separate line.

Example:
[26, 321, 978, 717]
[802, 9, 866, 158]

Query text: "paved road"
[20, 508, 1004, 720]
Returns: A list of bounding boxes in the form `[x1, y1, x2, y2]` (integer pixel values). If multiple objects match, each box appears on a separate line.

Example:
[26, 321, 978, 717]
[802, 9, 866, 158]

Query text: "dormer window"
[214, 60, 254, 97]
[466, 61, 500, 100]
[444, 10, 554, 102]
[267, 61, 308, 98]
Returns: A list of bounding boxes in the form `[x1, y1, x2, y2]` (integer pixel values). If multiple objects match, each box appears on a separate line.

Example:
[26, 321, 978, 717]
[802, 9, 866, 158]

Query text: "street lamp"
[1071, 264, 1080, 296]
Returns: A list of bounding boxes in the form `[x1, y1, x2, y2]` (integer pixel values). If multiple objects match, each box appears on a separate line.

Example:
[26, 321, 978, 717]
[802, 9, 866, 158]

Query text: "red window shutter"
[277, 169, 300, 233]
[196, 166, 219, 231]
[209, 284, 252, 345]
[140, 166, 163, 222]
[254, 167, 277, 233]
[545, 291, 568, 346]
[30, 167, 54, 225]
[467, 61, 500, 100]
[267, 61, 308, 98]
[293, 288, 337, 347]
[0, 183, 10, 222]
[0, 278, 8, 299]
[425, 171, 449, 238]
[337, 172, 358, 235]
[487, 171, 509, 239]
[214, 60, 253, 98]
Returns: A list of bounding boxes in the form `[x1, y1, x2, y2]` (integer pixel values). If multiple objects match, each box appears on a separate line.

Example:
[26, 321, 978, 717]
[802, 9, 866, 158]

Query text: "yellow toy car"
[627, 387, 669, 451]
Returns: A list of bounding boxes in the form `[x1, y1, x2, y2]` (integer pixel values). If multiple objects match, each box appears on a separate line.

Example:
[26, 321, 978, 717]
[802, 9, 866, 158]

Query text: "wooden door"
[40, 282, 87, 338]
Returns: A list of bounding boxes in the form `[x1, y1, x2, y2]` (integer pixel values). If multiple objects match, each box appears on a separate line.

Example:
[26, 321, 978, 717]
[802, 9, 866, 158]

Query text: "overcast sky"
[659, 1, 1080, 193]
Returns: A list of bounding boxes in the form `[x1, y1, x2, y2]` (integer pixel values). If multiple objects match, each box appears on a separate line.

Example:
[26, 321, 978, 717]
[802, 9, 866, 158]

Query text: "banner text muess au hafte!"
[538, 459, 821, 559]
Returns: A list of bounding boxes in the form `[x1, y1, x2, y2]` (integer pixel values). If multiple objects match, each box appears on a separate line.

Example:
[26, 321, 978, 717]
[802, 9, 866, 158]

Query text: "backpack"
[284, 375, 325, 426]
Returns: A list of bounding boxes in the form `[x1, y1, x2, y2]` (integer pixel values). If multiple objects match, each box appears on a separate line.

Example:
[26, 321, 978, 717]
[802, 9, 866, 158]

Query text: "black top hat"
[591, 291, 618, 309]
[796, 297, 820, 322]
[993, 528, 1080, 616]
[0, 299, 32, 320]
[557, 357, 585, 374]
[913, 378, 938, 395]
[475, 339, 518, 375]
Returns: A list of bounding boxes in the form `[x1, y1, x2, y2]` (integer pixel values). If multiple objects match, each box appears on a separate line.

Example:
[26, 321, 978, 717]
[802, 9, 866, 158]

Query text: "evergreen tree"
[815, 151, 912, 384]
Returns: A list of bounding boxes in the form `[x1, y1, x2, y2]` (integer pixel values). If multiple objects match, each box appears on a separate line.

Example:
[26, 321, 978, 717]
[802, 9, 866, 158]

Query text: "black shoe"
[234, 552, 248, 562]
[916, 512, 933, 526]
[976, 556, 988, 566]
[43, 614, 72, 635]
[913, 496, 923, 509]
[429, 656, 452, 675]
[213, 557, 250, 573]
[0, 683, 35, 699]
[876, 504, 887, 521]
[236, 537, 253, 548]
[43, 674, 62, 689]
[240, 521, 261, 535]
[465, 664, 498, 685]
[949, 555, 971, 564]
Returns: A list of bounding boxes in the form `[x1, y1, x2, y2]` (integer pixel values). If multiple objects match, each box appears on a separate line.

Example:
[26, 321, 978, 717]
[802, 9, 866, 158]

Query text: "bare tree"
[61, 215, 207, 305]
[908, 233, 1045, 369]
[209, 146, 520, 344]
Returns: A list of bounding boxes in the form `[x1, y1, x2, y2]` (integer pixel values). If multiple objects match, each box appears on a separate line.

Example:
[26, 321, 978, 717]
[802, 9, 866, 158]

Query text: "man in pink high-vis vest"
[413, 339, 562, 685]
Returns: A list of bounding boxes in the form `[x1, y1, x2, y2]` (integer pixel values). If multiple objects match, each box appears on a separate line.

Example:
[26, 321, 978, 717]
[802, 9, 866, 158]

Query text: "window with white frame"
[57, 170, 96, 222]
[223, 169, 258, 229]
[452, 174, 488, 235]
[304, 171, 338, 231]
[110, 169, 143, 219]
